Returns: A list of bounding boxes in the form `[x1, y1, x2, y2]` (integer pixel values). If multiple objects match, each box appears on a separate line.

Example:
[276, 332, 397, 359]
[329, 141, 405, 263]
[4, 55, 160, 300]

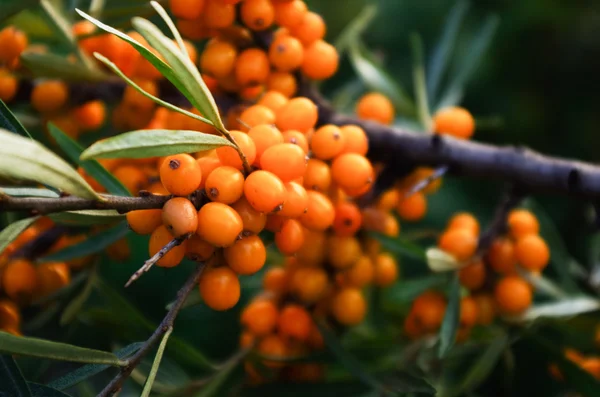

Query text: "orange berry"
[278, 304, 312, 341]
[162, 197, 198, 237]
[202, 0, 236, 29]
[241, 0, 275, 30]
[296, 229, 326, 265]
[196, 155, 221, 189]
[216, 130, 257, 170]
[494, 276, 532, 315]
[231, 197, 267, 235]
[267, 71, 297, 97]
[340, 125, 368, 156]
[330, 288, 366, 326]
[487, 237, 517, 274]
[374, 253, 398, 287]
[356, 93, 395, 125]
[276, 97, 317, 132]
[362, 207, 400, 237]
[433, 106, 475, 140]
[257, 91, 289, 112]
[290, 11, 325, 45]
[507, 209, 539, 239]
[36, 262, 70, 297]
[473, 294, 496, 325]
[281, 129, 309, 153]
[458, 260, 486, 290]
[438, 228, 478, 261]
[123, 79, 157, 110]
[269, 35, 304, 72]
[299, 190, 335, 231]
[73, 100, 106, 131]
[248, 124, 283, 164]
[301, 40, 338, 80]
[279, 182, 308, 218]
[265, 214, 286, 232]
[185, 234, 215, 262]
[31, 81, 69, 113]
[327, 235, 362, 269]
[224, 235, 266, 275]
[515, 234, 550, 272]
[197, 202, 243, 247]
[126, 209, 163, 235]
[274, 0, 307, 29]
[148, 225, 188, 268]
[263, 267, 289, 295]
[333, 201, 362, 236]
[257, 334, 288, 364]
[396, 192, 427, 221]
[412, 291, 446, 332]
[447, 212, 480, 235]
[199, 40, 237, 78]
[235, 48, 270, 86]
[239, 105, 275, 131]
[169, 0, 205, 19]
[244, 170, 287, 213]
[0, 27, 28, 65]
[177, 18, 213, 41]
[343, 255, 374, 288]
[331, 153, 374, 191]
[199, 266, 240, 311]
[275, 219, 305, 255]
[303, 159, 331, 192]
[261, 143, 306, 182]
[460, 296, 478, 328]
[160, 153, 202, 196]
[241, 298, 279, 336]
[0, 70, 18, 102]
[582, 359, 600, 379]
[310, 124, 345, 160]
[113, 165, 147, 195]
[290, 267, 328, 303]
[205, 166, 245, 204]
[0, 300, 20, 329]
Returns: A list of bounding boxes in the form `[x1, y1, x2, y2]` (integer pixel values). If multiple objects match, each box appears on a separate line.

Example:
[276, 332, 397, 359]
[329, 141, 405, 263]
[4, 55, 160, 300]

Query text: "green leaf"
[47, 123, 131, 196]
[132, 17, 225, 130]
[0, 355, 32, 397]
[131, 354, 189, 394]
[41, 222, 129, 263]
[369, 232, 426, 262]
[80, 129, 233, 160]
[508, 297, 600, 323]
[150, 1, 189, 59]
[94, 52, 212, 126]
[48, 342, 143, 390]
[59, 267, 98, 325]
[140, 327, 173, 397]
[410, 33, 432, 131]
[334, 4, 378, 55]
[21, 52, 106, 82]
[383, 274, 448, 304]
[426, 247, 461, 272]
[348, 40, 415, 115]
[427, 0, 470, 102]
[317, 320, 397, 395]
[192, 356, 244, 397]
[446, 330, 508, 397]
[0, 332, 126, 366]
[28, 383, 71, 397]
[0, 0, 39, 23]
[0, 216, 39, 254]
[49, 210, 124, 225]
[0, 99, 32, 138]
[75, 9, 196, 116]
[0, 129, 100, 200]
[0, 187, 59, 198]
[437, 14, 500, 110]
[438, 272, 461, 358]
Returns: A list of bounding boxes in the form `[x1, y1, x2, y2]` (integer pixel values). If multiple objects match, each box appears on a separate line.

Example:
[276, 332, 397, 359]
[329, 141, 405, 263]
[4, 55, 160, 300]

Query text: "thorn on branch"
[125, 233, 192, 287]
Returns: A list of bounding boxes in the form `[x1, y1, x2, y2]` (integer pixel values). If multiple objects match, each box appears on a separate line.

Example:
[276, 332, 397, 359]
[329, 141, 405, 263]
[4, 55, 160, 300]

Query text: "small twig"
[98, 261, 207, 397]
[0, 193, 172, 215]
[404, 165, 449, 197]
[477, 186, 525, 254]
[125, 234, 191, 287]
[10, 225, 69, 260]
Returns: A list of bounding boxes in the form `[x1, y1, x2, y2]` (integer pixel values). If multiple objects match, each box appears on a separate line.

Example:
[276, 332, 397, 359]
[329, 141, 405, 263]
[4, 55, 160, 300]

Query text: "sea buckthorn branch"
[98, 260, 207, 397]
[477, 186, 525, 254]
[124, 233, 192, 287]
[0, 191, 173, 215]
[300, 83, 600, 200]
[10, 224, 69, 260]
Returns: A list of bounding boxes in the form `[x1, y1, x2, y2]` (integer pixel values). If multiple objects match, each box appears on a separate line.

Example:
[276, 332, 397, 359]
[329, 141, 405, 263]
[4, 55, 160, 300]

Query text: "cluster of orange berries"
[550, 348, 600, 381]
[0, 218, 93, 336]
[404, 209, 550, 341]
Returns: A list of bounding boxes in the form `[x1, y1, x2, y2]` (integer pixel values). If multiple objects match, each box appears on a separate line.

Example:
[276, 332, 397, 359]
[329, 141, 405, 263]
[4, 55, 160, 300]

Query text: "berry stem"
[124, 233, 192, 287]
[97, 260, 207, 397]
[218, 126, 253, 175]
[477, 186, 525, 255]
